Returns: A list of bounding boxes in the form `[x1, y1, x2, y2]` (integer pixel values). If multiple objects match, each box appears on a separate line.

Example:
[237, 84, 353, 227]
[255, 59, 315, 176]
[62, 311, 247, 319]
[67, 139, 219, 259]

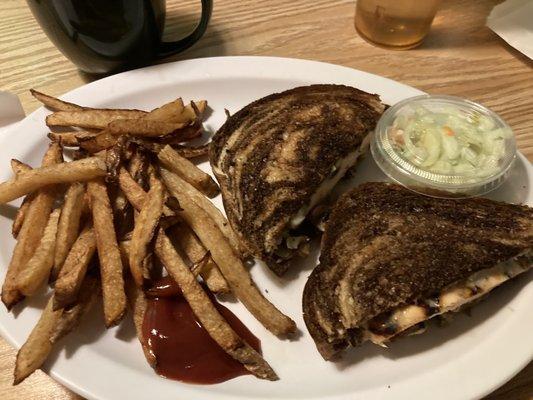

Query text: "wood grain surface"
[0, 0, 532, 399]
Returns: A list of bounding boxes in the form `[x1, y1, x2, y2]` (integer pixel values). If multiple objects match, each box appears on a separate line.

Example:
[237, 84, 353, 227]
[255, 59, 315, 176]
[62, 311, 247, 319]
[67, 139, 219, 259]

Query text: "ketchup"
[142, 276, 261, 384]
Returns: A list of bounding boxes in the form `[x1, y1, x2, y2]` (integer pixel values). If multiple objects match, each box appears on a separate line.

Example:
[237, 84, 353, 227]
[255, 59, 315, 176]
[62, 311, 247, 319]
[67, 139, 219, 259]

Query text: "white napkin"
[487, 0, 533, 59]
[0, 91, 25, 133]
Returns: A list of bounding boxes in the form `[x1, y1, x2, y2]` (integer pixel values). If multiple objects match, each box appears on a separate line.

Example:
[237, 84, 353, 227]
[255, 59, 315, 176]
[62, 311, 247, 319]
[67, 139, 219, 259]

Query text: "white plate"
[0, 57, 531, 400]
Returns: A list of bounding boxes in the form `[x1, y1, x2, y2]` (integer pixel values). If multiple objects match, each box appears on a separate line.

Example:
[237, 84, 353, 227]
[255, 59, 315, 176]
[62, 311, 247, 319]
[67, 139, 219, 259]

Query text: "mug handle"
[156, 0, 213, 58]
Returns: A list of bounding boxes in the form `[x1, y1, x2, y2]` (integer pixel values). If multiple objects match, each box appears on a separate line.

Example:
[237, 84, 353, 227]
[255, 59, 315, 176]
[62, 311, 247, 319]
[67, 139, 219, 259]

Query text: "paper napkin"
[487, 0, 533, 59]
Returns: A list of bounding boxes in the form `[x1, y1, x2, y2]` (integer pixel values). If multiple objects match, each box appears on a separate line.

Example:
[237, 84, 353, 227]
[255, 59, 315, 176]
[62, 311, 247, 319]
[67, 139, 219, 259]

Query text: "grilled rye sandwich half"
[210, 85, 385, 275]
[303, 182, 533, 360]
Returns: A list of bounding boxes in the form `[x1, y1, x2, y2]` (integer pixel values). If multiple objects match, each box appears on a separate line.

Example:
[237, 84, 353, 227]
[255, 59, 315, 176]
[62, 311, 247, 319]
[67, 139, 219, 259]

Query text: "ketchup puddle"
[143, 276, 261, 384]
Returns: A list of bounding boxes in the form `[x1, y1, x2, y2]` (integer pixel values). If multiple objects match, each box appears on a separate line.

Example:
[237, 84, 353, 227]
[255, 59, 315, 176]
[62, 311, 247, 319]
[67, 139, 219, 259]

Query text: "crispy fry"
[118, 167, 174, 217]
[12, 196, 32, 238]
[119, 240, 131, 266]
[10, 159, 32, 175]
[16, 209, 61, 296]
[190, 251, 210, 274]
[111, 184, 132, 239]
[157, 123, 202, 144]
[2, 143, 63, 309]
[79, 131, 117, 153]
[105, 140, 125, 181]
[155, 231, 278, 380]
[30, 89, 85, 112]
[169, 223, 229, 294]
[127, 149, 148, 186]
[159, 168, 241, 255]
[161, 169, 296, 336]
[107, 119, 188, 138]
[52, 183, 86, 280]
[13, 295, 63, 384]
[158, 145, 219, 198]
[145, 98, 184, 121]
[0, 157, 107, 205]
[48, 131, 97, 146]
[118, 167, 148, 211]
[53, 223, 96, 310]
[131, 134, 203, 152]
[125, 279, 156, 367]
[87, 178, 126, 327]
[46, 109, 147, 129]
[50, 276, 99, 342]
[129, 176, 165, 286]
[173, 143, 209, 159]
[174, 100, 207, 123]
[10, 160, 33, 238]
[14, 276, 98, 385]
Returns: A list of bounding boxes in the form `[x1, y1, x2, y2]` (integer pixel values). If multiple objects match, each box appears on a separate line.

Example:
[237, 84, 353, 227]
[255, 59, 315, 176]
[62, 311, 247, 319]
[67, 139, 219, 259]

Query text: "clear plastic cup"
[371, 95, 517, 198]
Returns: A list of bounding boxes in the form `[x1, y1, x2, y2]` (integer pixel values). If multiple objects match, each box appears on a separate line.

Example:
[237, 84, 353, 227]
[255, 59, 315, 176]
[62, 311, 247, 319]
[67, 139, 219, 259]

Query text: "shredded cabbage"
[389, 106, 512, 178]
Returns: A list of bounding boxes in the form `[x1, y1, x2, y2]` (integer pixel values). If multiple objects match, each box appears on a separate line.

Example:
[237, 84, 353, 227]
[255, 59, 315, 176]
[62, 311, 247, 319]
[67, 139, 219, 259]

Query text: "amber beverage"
[355, 0, 440, 50]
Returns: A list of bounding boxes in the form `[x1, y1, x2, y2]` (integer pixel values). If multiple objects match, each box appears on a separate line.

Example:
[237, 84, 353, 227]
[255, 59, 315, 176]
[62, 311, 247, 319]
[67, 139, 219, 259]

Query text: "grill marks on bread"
[210, 85, 384, 274]
[303, 182, 533, 359]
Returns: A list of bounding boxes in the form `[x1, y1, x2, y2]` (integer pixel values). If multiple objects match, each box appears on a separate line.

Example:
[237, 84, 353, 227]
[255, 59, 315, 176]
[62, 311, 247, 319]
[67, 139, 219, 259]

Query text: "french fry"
[48, 131, 97, 147]
[10, 160, 33, 238]
[30, 89, 85, 112]
[118, 167, 148, 211]
[87, 178, 126, 326]
[111, 185, 132, 239]
[155, 231, 278, 380]
[145, 98, 184, 121]
[119, 240, 131, 267]
[14, 276, 98, 385]
[0, 157, 107, 205]
[125, 279, 156, 367]
[159, 168, 241, 256]
[10, 159, 32, 175]
[169, 223, 229, 294]
[157, 123, 202, 144]
[11, 196, 32, 238]
[16, 209, 61, 296]
[53, 223, 96, 310]
[173, 100, 207, 123]
[127, 149, 148, 186]
[79, 131, 117, 153]
[105, 140, 125, 181]
[46, 109, 147, 129]
[118, 167, 174, 217]
[13, 295, 63, 384]
[190, 251, 210, 274]
[131, 142, 209, 158]
[173, 143, 209, 159]
[50, 275, 99, 342]
[2, 143, 63, 309]
[107, 119, 188, 138]
[52, 183, 86, 280]
[129, 176, 165, 286]
[161, 169, 296, 336]
[158, 145, 219, 198]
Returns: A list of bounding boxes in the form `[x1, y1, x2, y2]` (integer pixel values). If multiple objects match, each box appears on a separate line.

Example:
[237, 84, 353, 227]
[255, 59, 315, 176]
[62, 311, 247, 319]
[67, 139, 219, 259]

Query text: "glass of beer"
[355, 0, 441, 50]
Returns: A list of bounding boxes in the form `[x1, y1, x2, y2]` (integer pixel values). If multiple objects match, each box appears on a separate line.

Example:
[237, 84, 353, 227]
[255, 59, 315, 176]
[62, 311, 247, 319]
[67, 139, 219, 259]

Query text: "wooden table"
[0, 0, 532, 399]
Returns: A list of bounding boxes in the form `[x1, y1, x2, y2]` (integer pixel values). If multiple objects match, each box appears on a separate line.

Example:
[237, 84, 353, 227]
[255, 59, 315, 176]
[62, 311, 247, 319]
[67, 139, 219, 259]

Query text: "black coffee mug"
[27, 0, 213, 74]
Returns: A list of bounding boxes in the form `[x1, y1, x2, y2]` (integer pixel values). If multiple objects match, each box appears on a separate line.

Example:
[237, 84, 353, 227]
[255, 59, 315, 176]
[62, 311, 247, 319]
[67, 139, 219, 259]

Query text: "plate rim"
[0, 56, 531, 400]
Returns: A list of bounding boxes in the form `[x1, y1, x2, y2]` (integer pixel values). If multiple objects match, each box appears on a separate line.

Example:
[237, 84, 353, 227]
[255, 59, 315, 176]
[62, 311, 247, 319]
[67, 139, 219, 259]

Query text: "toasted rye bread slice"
[210, 85, 384, 275]
[303, 182, 533, 360]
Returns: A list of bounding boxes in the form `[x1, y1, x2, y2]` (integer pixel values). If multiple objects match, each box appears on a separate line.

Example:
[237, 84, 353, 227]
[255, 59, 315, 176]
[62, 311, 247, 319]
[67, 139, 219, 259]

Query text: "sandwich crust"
[210, 85, 384, 274]
[303, 182, 533, 359]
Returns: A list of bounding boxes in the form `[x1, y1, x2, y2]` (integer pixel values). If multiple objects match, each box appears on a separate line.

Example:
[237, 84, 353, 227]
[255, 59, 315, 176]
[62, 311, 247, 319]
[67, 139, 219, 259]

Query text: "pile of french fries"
[0, 90, 296, 384]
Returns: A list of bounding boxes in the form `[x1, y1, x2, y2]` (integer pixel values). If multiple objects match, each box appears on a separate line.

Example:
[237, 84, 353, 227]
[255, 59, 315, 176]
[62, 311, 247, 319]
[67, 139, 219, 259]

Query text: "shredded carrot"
[443, 126, 455, 136]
